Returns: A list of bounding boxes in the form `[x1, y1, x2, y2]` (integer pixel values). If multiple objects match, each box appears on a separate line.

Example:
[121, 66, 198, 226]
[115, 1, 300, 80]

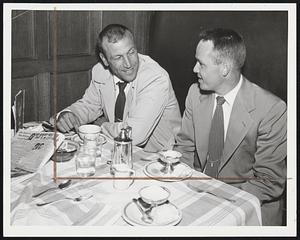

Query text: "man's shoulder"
[138, 53, 169, 77]
[91, 62, 111, 82]
[188, 83, 210, 97]
[92, 62, 106, 73]
[242, 77, 286, 112]
[244, 77, 285, 104]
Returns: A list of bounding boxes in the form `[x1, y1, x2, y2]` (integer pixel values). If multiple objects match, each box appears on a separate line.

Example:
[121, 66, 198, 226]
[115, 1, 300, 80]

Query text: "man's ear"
[99, 53, 109, 67]
[221, 61, 231, 77]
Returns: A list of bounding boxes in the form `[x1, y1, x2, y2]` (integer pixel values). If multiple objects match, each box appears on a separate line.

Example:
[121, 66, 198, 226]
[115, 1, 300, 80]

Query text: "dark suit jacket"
[175, 76, 287, 225]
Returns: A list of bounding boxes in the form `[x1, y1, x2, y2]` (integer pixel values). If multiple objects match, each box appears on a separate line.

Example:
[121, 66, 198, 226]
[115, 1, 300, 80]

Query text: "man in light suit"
[52, 24, 181, 152]
[174, 28, 287, 225]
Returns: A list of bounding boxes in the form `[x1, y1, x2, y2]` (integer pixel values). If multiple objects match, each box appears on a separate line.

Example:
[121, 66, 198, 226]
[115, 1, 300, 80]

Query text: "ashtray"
[52, 140, 79, 162]
[139, 185, 171, 206]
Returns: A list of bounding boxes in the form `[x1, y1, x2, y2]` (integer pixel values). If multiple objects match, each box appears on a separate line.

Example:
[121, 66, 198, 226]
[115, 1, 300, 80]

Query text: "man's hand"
[50, 111, 81, 133]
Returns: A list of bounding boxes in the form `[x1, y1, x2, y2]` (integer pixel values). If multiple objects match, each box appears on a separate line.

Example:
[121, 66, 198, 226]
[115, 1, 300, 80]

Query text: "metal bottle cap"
[114, 128, 131, 143]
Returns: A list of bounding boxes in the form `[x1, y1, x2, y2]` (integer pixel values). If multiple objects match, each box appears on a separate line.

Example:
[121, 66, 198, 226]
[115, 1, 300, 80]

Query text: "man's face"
[193, 40, 225, 93]
[100, 33, 139, 83]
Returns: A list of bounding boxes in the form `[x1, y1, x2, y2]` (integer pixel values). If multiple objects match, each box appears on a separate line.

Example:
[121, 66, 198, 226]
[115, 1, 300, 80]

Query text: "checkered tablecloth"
[11, 136, 262, 226]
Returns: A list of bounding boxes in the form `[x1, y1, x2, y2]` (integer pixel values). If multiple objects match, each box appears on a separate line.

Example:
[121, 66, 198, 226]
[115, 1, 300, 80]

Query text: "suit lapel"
[123, 81, 135, 121]
[196, 92, 214, 168]
[219, 78, 255, 172]
[98, 74, 115, 122]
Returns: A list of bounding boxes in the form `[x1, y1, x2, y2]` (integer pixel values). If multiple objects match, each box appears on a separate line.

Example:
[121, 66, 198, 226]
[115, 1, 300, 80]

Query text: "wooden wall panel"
[35, 11, 50, 60]
[50, 71, 91, 115]
[102, 11, 135, 31]
[133, 12, 153, 54]
[36, 72, 51, 120]
[102, 11, 152, 54]
[12, 10, 152, 122]
[49, 11, 91, 57]
[12, 10, 35, 60]
[149, 11, 288, 113]
[89, 11, 103, 55]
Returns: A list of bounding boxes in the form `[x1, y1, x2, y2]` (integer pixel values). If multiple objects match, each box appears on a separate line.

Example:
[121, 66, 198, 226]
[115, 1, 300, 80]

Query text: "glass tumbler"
[75, 143, 97, 177]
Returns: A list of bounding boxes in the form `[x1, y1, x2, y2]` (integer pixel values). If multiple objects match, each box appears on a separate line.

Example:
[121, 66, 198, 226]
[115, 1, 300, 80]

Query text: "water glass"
[112, 164, 135, 190]
[75, 145, 97, 177]
[95, 135, 106, 159]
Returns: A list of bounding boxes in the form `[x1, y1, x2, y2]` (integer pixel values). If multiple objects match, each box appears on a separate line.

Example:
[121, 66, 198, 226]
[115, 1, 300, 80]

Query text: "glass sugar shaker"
[112, 128, 133, 170]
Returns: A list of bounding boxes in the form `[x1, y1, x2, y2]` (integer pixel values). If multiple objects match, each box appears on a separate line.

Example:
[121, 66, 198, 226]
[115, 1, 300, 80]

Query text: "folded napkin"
[11, 201, 104, 226]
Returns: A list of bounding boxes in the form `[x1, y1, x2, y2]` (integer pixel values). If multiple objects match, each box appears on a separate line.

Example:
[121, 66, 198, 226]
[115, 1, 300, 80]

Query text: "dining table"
[10, 129, 262, 227]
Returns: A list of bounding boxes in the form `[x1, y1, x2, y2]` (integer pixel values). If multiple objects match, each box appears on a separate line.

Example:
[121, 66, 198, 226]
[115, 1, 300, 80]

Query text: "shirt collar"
[113, 75, 124, 85]
[215, 74, 243, 106]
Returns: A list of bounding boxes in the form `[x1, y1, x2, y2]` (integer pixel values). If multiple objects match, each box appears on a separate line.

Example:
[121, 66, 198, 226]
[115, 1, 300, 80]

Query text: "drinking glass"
[75, 144, 97, 177]
[112, 164, 135, 190]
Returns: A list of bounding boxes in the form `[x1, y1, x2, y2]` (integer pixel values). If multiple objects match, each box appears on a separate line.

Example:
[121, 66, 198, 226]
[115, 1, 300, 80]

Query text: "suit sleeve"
[240, 100, 287, 203]
[174, 85, 196, 168]
[67, 68, 104, 125]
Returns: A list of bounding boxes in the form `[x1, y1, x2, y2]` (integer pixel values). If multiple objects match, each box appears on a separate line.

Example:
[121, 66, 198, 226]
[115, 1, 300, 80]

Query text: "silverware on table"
[36, 194, 93, 206]
[132, 198, 154, 224]
[32, 179, 72, 198]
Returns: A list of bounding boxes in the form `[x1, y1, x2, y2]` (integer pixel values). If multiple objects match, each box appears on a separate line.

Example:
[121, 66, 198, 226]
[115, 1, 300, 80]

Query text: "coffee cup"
[78, 124, 101, 141]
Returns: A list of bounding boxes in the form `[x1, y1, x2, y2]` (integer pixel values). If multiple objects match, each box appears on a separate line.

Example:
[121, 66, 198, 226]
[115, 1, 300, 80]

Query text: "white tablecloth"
[11, 136, 262, 226]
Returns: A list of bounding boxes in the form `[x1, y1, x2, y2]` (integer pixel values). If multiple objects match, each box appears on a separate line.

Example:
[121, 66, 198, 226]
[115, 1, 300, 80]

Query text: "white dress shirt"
[212, 75, 243, 141]
[113, 75, 130, 100]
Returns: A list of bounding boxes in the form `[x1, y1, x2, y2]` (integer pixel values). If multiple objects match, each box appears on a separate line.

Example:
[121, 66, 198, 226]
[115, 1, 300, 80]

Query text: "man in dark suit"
[174, 28, 287, 225]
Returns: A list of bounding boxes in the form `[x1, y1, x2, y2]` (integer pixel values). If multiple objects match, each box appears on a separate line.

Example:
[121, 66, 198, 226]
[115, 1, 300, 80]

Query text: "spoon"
[132, 198, 154, 224]
[36, 194, 93, 206]
[32, 179, 72, 198]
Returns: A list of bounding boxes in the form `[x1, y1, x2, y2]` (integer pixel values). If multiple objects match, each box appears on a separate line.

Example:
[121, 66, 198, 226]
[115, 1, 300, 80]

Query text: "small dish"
[122, 200, 182, 226]
[71, 134, 84, 145]
[144, 161, 193, 182]
[52, 140, 79, 162]
[139, 185, 170, 205]
[71, 134, 107, 146]
[159, 150, 182, 174]
[159, 150, 182, 164]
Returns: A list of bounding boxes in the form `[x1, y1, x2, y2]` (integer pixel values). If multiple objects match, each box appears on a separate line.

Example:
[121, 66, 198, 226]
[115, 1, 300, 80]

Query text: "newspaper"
[11, 130, 65, 180]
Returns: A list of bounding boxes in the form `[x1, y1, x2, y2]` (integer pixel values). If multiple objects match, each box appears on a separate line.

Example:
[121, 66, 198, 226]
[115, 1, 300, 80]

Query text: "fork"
[36, 194, 93, 206]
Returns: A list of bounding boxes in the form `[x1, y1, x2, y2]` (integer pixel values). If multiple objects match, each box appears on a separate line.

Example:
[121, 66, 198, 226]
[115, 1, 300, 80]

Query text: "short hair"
[95, 24, 134, 59]
[198, 28, 246, 69]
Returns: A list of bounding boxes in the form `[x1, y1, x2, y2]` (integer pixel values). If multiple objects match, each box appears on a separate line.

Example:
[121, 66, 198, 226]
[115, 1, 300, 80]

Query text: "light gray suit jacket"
[67, 54, 182, 152]
[175, 76, 287, 225]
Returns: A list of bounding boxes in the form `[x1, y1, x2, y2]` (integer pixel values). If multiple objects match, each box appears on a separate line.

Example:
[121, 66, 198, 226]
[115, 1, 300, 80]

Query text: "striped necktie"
[114, 82, 127, 122]
[205, 96, 226, 178]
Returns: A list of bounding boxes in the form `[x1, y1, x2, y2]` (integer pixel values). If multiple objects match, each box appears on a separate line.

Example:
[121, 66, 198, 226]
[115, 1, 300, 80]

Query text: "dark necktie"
[205, 96, 226, 178]
[114, 82, 127, 122]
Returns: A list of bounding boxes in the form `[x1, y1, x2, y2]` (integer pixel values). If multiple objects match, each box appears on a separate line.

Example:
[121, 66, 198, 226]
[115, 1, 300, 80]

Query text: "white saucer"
[64, 130, 77, 139]
[71, 134, 107, 145]
[122, 201, 182, 226]
[144, 161, 193, 182]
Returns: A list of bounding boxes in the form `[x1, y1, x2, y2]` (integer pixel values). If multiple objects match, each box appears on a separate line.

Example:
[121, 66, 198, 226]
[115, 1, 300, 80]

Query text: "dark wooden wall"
[11, 10, 152, 122]
[148, 11, 288, 113]
[12, 11, 288, 121]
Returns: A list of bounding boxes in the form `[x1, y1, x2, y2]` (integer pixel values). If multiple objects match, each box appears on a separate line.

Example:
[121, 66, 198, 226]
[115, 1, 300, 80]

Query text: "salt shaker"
[112, 128, 133, 170]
